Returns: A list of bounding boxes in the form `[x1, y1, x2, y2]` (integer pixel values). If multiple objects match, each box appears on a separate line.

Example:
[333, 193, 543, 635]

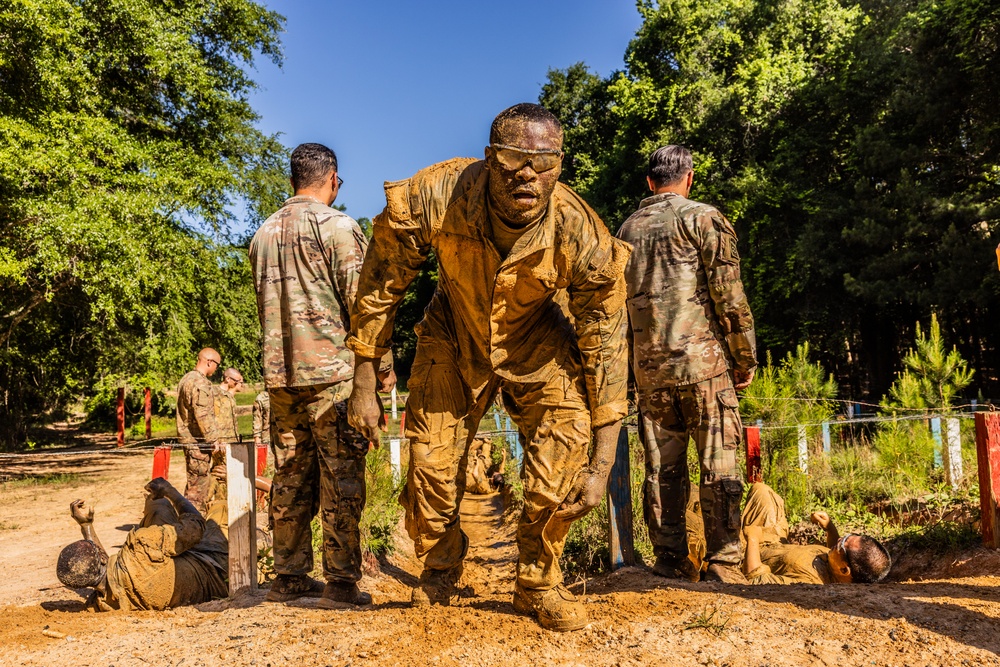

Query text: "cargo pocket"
[722, 478, 744, 530]
[717, 387, 743, 450]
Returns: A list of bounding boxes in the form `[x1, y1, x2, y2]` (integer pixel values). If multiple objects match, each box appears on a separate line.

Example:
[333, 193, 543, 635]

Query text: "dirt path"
[3, 451, 1000, 666]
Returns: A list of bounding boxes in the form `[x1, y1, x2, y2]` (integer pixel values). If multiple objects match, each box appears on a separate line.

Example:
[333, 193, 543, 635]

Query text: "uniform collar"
[639, 191, 682, 209]
[284, 194, 330, 207]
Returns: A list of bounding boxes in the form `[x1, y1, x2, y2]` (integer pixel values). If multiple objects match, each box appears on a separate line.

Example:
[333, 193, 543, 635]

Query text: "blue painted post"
[822, 422, 831, 455]
[972, 399, 978, 412]
[493, 411, 503, 432]
[931, 417, 943, 468]
[607, 426, 635, 569]
[854, 404, 862, 418]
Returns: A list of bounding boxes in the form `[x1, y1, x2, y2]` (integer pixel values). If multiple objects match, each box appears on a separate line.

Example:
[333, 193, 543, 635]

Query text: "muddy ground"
[2, 448, 1000, 667]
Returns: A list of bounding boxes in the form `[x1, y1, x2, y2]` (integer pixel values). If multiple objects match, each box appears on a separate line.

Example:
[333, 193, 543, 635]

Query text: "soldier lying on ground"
[740, 482, 891, 584]
[57, 478, 229, 611]
[466, 438, 508, 495]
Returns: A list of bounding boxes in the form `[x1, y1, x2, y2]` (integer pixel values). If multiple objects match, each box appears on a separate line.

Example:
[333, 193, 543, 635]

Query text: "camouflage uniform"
[347, 158, 630, 592]
[252, 390, 271, 446]
[250, 195, 380, 583]
[213, 386, 239, 443]
[176, 370, 222, 511]
[617, 192, 757, 566]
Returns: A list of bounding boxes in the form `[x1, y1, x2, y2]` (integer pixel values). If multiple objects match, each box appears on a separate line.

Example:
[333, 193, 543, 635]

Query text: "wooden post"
[745, 425, 762, 483]
[976, 412, 1000, 548]
[797, 425, 808, 474]
[226, 442, 257, 594]
[931, 417, 943, 468]
[152, 445, 171, 480]
[144, 387, 152, 440]
[399, 411, 406, 436]
[391, 387, 398, 420]
[116, 387, 125, 447]
[389, 438, 401, 483]
[607, 426, 635, 569]
[944, 417, 962, 491]
[821, 422, 831, 455]
[256, 444, 268, 476]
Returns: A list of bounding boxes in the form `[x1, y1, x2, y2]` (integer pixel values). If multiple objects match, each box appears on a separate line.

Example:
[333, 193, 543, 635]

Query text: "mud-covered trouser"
[399, 334, 590, 591]
[639, 372, 744, 565]
[740, 482, 789, 548]
[268, 380, 368, 583]
[183, 445, 212, 513]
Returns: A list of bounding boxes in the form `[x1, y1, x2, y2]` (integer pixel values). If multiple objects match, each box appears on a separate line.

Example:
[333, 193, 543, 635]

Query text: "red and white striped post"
[975, 412, 1000, 548]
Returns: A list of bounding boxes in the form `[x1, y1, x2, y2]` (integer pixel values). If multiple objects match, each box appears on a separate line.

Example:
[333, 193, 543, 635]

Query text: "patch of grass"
[684, 605, 731, 637]
[0, 520, 21, 530]
[234, 391, 259, 407]
[2, 472, 84, 489]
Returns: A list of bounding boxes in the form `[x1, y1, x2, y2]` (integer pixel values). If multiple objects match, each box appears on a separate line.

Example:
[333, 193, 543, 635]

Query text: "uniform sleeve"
[747, 564, 799, 585]
[347, 179, 434, 360]
[696, 211, 757, 373]
[568, 219, 633, 429]
[252, 398, 263, 440]
[193, 382, 222, 443]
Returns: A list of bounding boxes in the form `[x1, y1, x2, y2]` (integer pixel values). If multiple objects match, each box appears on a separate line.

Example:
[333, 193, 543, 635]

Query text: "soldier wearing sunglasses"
[347, 103, 631, 632]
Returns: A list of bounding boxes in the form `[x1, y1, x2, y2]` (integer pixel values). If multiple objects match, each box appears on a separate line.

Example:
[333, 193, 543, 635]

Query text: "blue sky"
[246, 0, 644, 224]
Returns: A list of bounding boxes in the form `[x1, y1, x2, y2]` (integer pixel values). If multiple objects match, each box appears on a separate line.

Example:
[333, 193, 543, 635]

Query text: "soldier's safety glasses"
[490, 144, 564, 173]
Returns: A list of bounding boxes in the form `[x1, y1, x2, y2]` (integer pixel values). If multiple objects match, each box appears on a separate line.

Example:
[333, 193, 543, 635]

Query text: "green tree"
[0, 0, 287, 447]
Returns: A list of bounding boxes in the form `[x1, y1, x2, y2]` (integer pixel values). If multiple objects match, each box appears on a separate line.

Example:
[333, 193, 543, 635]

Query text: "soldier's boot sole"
[651, 555, 702, 582]
[265, 575, 326, 602]
[316, 582, 373, 610]
[512, 584, 588, 633]
[704, 562, 748, 584]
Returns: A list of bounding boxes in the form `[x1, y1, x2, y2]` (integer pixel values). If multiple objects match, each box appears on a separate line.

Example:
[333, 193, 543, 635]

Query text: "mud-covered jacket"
[616, 192, 757, 389]
[347, 158, 631, 428]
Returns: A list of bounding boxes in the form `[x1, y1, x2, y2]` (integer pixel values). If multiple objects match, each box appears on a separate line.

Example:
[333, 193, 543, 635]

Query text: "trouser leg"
[399, 336, 476, 571]
[268, 385, 324, 576]
[504, 370, 590, 591]
[693, 373, 744, 565]
[638, 387, 692, 562]
[183, 445, 212, 513]
[310, 380, 369, 583]
[740, 482, 788, 546]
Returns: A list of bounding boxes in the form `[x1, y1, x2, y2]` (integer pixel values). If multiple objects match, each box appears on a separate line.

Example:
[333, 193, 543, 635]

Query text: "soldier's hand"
[70, 499, 95, 525]
[145, 477, 174, 500]
[733, 367, 755, 390]
[348, 358, 385, 445]
[554, 467, 609, 521]
[810, 511, 832, 530]
[211, 464, 227, 481]
[377, 368, 397, 394]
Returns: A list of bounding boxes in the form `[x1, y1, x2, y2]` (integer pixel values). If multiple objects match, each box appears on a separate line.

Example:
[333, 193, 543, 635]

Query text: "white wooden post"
[226, 442, 256, 595]
[821, 422, 831, 455]
[944, 417, 963, 490]
[931, 417, 943, 468]
[797, 425, 808, 474]
[389, 438, 401, 483]
[391, 386, 398, 420]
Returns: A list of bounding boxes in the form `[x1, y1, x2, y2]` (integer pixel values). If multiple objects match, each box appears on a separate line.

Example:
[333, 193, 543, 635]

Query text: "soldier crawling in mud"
[347, 103, 631, 632]
[176, 348, 225, 512]
[741, 482, 891, 584]
[57, 478, 228, 611]
[617, 145, 758, 584]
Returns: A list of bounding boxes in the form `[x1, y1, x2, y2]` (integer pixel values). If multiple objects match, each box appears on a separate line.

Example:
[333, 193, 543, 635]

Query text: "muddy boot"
[411, 562, 464, 607]
[651, 555, 701, 582]
[316, 582, 373, 609]
[704, 562, 748, 584]
[265, 574, 326, 602]
[512, 584, 588, 632]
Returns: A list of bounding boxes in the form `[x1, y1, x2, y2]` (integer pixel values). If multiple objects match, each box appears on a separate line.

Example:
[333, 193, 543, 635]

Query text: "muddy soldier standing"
[250, 143, 392, 609]
[176, 348, 224, 511]
[617, 145, 757, 584]
[347, 104, 630, 632]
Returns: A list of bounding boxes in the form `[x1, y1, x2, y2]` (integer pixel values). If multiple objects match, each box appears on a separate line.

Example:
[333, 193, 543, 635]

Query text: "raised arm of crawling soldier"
[811, 511, 841, 549]
[70, 499, 106, 554]
[146, 477, 200, 518]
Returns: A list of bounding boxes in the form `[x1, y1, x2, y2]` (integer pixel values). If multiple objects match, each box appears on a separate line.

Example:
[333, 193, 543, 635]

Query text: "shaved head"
[195, 347, 221, 378]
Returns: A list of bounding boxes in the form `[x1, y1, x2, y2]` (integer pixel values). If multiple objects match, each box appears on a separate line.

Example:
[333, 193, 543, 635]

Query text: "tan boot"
[411, 562, 464, 607]
[513, 584, 588, 632]
[705, 562, 748, 584]
[651, 555, 701, 582]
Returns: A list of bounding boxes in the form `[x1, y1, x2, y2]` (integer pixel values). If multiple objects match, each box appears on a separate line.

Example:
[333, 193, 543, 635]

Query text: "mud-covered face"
[486, 119, 563, 226]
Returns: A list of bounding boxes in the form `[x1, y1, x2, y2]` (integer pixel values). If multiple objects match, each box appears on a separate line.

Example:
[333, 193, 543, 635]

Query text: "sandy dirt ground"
[3, 449, 1000, 667]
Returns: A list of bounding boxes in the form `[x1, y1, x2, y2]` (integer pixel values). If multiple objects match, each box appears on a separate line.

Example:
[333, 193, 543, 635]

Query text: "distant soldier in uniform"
[253, 390, 271, 449]
[250, 143, 394, 609]
[57, 478, 228, 611]
[176, 348, 224, 512]
[617, 145, 758, 584]
[347, 104, 630, 631]
[214, 367, 244, 444]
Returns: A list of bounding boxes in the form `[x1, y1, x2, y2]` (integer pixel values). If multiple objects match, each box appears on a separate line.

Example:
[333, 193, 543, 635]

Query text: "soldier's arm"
[252, 399, 263, 446]
[70, 499, 106, 554]
[145, 478, 205, 557]
[697, 211, 757, 374]
[566, 220, 632, 430]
